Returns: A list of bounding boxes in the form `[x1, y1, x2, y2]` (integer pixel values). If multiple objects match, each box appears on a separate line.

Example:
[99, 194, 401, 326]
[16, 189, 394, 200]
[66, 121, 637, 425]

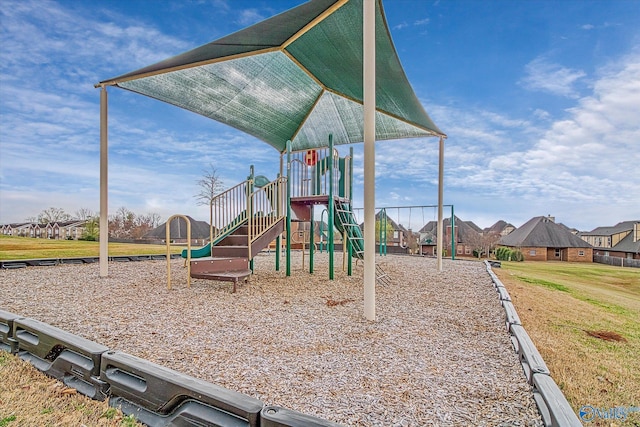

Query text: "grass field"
[0, 235, 176, 260]
[494, 261, 640, 425]
[0, 351, 142, 426]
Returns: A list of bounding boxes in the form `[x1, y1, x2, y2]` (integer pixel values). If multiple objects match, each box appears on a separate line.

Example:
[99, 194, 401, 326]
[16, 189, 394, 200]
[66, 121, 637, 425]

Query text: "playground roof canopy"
[98, 0, 445, 153]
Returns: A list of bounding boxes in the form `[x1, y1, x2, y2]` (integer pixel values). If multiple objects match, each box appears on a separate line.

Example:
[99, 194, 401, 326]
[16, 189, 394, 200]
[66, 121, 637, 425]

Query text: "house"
[50, 220, 87, 240]
[484, 220, 515, 236]
[580, 221, 640, 260]
[419, 216, 483, 257]
[145, 216, 211, 244]
[499, 215, 593, 262]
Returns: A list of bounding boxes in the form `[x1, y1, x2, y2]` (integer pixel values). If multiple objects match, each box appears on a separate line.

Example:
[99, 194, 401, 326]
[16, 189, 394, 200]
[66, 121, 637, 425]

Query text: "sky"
[1, 0, 639, 232]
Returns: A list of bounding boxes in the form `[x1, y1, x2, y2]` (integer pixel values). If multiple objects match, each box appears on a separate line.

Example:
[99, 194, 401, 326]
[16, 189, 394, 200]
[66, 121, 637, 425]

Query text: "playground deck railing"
[211, 176, 286, 256]
[289, 147, 351, 200]
[248, 176, 286, 245]
[211, 180, 250, 243]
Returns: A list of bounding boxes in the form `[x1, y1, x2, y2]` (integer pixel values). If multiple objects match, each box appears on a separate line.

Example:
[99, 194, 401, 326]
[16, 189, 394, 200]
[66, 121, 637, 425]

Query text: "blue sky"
[1, 0, 639, 232]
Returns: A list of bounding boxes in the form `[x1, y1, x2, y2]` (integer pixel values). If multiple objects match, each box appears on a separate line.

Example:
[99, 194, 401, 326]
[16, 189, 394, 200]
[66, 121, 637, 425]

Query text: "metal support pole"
[275, 173, 281, 271]
[99, 86, 109, 277]
[437, 137, 445, 272]
[363, 0, 376, 321]
[328, 134, 335, 280]
[309, 206, 314, 274]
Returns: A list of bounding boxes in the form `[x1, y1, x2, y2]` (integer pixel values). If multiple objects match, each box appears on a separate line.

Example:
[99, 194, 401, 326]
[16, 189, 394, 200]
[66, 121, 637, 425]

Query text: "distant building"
[580, 220, 640, 260]
[499, 215, 593, 262]
[145, 216, 211, 244]
[419, 216, 483, 257]
[484, 220, 516, 237]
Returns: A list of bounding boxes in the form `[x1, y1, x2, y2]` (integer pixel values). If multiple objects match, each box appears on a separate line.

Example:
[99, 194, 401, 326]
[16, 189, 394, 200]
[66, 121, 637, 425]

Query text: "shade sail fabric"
[99, 0, 445, 152]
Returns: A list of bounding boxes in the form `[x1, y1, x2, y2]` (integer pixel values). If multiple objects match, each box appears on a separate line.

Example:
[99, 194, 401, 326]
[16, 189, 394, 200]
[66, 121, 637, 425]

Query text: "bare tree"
[195, 163, 225, 207]
[75, 208, 95, 221]
[195, 163, 225, 242]
[467, 231, 501, 259]
[109, 206, 136, 238]
[37, 207, 71, 224]
[405, 230, 420, 254]
[148, 212, 162, 228]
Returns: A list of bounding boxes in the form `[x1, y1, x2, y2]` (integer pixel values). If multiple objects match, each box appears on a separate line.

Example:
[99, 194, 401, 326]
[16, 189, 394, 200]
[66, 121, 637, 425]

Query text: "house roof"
[499, 216, 592, 248]
[419, 216, 481, 243]
[611, 231, 640, 254]
[145, 216, 211, 239]
[581, 220, 639, 236]
[359, 211, 406, 231]
[483, 220, 515, 235]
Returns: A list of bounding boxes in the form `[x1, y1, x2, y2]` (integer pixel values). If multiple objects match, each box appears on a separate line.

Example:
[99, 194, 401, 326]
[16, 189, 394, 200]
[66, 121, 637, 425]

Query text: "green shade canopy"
[98, 0, 444, 152]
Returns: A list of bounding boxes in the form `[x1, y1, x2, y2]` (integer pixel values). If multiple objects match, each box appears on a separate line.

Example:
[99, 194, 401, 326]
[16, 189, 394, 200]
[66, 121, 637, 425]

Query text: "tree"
[82, 216, 99, 241]
[195, 163, 225, 241]
[195, 163, 225, 207]
[107, 207, 161, 239]
[109, 206, 136, 238]
[75, 208, 95, 221]
[406, 230, 420, 254]
[468, 231, 502, 259]
[37, 207, 71, 224]
[375, 219, 394, 244]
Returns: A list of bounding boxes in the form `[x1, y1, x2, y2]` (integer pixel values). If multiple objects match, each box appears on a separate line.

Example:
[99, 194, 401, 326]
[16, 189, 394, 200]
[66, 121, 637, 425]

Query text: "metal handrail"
[209, 176, 286, 258]
[211, 180, 250, 242]
[248, 176, 286, 258]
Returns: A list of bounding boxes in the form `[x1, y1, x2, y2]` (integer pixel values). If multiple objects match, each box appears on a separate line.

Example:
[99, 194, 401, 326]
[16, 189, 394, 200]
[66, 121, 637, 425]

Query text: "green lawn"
[495, 261, 640, 424]
[0, 235, 176, 260]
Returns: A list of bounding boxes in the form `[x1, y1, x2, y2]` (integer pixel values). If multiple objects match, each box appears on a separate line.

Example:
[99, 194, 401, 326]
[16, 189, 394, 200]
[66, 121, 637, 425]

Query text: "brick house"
[419, 216, 483, 257]
[484, 220, 515, 236]
[499, 216, 593, 262]
[579, 221, 640, 260]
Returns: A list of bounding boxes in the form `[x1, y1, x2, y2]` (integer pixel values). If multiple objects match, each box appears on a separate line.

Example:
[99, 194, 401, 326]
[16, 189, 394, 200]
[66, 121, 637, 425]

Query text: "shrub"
[511, 250, 524, 262]
[495, 247, 524, 261]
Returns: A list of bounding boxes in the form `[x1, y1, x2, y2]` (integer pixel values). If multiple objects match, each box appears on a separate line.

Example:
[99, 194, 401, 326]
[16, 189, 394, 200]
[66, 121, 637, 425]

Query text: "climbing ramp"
[333, 200, 391, 285]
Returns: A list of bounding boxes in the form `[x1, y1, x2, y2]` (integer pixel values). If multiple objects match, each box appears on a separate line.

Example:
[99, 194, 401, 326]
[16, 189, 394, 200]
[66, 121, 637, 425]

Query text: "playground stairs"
[190, 257, 251, 293]
[209, 219, 285, 259]
[189, 218, 285, 292]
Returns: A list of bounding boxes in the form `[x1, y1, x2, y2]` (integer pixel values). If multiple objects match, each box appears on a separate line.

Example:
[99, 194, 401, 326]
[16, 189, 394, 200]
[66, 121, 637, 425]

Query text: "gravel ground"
[0, 253, 543, 426]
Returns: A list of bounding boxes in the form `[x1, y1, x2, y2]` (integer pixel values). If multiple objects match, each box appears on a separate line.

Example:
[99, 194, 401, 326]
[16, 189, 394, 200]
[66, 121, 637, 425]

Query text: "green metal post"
[319, 209, 326, 253]
[378, 208, 383, 256]
[349, 147, 354, 201]
[328, 134, 334, 280]
[384, 210, 387, 256]
[348, 238, 353, 275]
[347, 146, 354, 275]
[309, 206, 314, 274]
[451, 205, 455, 260]
[286, 141, 292, 276]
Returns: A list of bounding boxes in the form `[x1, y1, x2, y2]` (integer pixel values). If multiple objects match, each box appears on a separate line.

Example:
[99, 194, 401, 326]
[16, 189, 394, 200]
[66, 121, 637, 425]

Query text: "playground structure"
[167, 135, 370, 290]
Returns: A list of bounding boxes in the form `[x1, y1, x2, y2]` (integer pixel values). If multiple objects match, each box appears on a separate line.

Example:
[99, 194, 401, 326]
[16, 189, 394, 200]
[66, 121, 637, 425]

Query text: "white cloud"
[236, 9, 265, 26]
[520, 57, 586, 98]
[470, 54, 640, 227]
